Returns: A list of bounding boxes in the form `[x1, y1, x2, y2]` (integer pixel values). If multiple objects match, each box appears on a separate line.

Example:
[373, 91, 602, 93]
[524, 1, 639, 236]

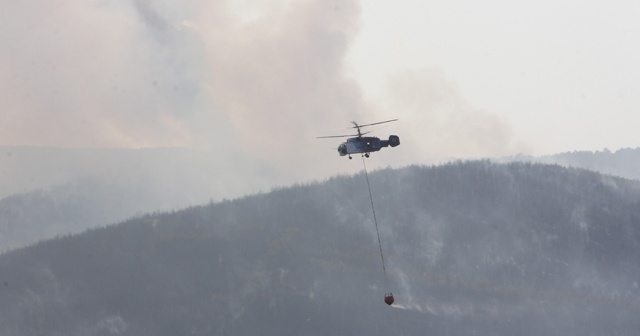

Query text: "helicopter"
[318, 119, 400, 159]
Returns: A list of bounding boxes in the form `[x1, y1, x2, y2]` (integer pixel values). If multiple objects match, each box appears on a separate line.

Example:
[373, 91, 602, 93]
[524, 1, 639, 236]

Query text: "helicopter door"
[372, 138, 381, 149]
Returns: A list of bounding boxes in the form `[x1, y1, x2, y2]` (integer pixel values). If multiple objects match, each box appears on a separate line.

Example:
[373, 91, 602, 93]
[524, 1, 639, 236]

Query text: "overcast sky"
[2, 0, 639, 186]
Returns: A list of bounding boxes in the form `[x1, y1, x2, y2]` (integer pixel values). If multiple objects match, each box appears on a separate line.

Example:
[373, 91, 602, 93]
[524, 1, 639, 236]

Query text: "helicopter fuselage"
[338, 135, 400, 158]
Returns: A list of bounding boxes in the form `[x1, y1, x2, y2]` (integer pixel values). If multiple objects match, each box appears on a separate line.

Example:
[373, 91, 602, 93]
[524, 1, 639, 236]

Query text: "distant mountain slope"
[505, 147, 640, 180]
[0, 177, 162, 252]
[1, 161, 639, 335]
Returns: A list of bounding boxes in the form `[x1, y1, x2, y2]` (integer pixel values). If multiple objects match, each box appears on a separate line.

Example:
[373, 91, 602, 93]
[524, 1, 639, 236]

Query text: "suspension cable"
[361, 155, 389, 284]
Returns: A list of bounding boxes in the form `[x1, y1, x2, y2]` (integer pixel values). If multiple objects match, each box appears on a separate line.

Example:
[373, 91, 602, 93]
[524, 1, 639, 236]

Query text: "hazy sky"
[2, 0, 639, 184]
[351, 0, 640, 156]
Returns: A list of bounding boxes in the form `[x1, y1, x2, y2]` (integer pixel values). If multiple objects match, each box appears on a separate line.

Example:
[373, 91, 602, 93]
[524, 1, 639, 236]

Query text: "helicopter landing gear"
[348, 155, 352, 160]
[365, 153, 370, 158]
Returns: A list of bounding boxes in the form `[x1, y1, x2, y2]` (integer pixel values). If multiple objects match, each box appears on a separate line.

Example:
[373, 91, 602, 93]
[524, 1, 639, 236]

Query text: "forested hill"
[2, 147, 638, 254]
[1, 161, 640, 335]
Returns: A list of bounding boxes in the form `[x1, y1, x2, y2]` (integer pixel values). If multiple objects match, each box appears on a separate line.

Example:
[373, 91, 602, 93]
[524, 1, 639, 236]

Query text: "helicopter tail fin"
[388, 135, 400, 147]
[381, 135, 400, 148]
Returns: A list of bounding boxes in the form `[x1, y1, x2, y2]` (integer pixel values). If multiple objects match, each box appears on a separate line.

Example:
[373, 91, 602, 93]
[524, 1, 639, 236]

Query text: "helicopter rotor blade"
[317, 133, 358, 139]
[318, 119, 396, 139]
[351, 118, 398, 129]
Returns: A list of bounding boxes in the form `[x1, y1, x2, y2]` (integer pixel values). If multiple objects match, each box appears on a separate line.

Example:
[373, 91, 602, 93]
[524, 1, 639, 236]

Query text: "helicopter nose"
[338, 144, 347, 155]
